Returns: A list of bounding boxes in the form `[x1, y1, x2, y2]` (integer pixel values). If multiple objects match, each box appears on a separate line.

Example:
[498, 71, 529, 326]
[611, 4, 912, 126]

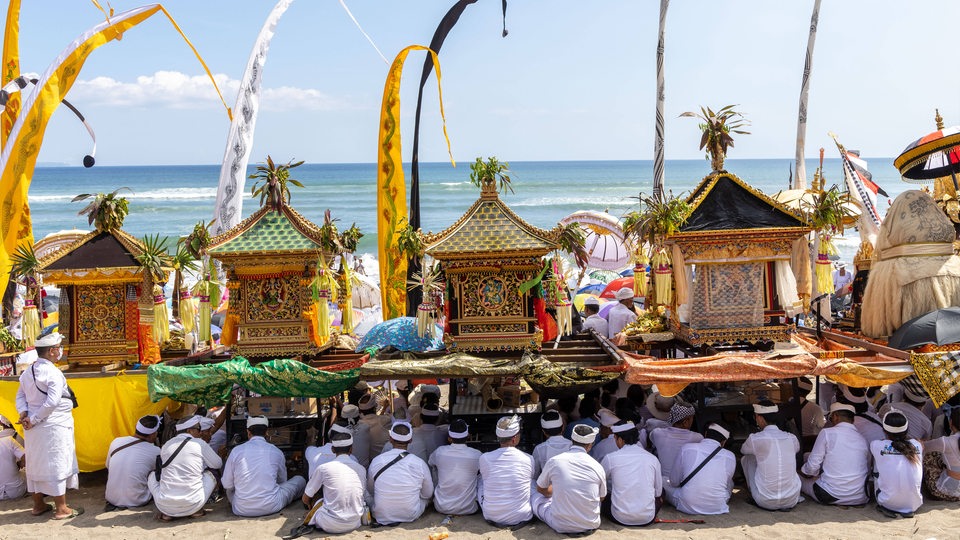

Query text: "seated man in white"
[649, 402, 702, 480]
[800, 402, 870, 506]
[590, 408, 622, 464]
[367, 421, 433, 525]
[477, 415, 535, 527]
[600, 420, 662, 526]
[532, 411, 571, 479]
[664, 423, 736, 515]
[411, 403, 448, 463]
[302, 431, 371, 534]
[105, 415, 162, 510]
[580, 296, 608, 336]
[221, 416, 306, 517]
[532, 424, 607, 534]
[305, 421, 358, 479]
[0, 414, 26, 501]
[428, 419, 482, 515]
[740, 402, 801, 511]
[340, 404, 373, 468]
[357, 393, 391, 459]
[878, 386, 933, 442]
[148, 415, 223, 520]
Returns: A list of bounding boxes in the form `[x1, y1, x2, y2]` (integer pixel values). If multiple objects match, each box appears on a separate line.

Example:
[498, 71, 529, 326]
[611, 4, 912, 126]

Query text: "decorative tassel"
[21, 300, 40, 348]
[221, 311, 240, 346]
[152, 285, 170, 345]
[179, 288, 197, 334]
[633, 251, 649, 301]
[416, 300, 436, 338]
[816, 234, 838, 295]
[317, 299, 331, 343]
[339, 254, 354, 334]
[303, 304, 322, 347]
[652, 248, 673, 306]
[198, 295, 211, 343]
[555, 299, 573, 336]
[137, 322, 161, 364]
[312, 256, 339, 346]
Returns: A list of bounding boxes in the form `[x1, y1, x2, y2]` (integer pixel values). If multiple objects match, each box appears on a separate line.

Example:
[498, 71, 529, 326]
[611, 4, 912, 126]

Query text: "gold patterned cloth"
[909, 351, 960, 408]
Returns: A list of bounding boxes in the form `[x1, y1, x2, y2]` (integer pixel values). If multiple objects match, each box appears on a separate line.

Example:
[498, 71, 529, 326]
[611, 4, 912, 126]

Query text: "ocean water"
[27, 158, 913, 268]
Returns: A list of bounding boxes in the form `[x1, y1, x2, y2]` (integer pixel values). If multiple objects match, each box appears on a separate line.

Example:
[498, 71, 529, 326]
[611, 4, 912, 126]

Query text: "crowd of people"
[3, 333, 960, 536]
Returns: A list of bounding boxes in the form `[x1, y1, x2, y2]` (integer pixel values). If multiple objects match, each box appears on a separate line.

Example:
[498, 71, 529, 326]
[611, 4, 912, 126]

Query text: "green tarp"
[148, 356, 360, 407]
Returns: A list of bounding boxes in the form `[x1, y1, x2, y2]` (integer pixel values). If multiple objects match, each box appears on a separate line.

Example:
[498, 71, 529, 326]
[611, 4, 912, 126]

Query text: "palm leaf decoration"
[340, 223, 363, 253]
[469, 157, 514, 195]
[554, 222, 589, 272]
[72, 188, 131, 232]
[170, 243, 200, 319]
[396, 218, 425, 263]
[135, 234, 172, 283]
[622, 192, 692, 251]
[183, 219, 214, 260]
[249, 155, 305, 210]
[10, 243, 41, 298]
[679, 105, 750, 172]
[802, 185, 857, 234]
[318, 209, 343, 255]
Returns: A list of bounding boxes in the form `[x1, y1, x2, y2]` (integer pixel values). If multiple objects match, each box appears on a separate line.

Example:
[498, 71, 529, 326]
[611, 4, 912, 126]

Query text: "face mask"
[54, 347, 63, 361]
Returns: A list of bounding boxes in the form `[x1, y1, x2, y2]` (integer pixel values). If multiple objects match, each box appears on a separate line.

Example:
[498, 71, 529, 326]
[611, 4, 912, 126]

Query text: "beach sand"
[0, 470, 955, 540]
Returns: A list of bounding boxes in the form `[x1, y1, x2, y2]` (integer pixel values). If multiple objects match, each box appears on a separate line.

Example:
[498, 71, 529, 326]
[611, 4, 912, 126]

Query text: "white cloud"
[67, 71, 355, 112]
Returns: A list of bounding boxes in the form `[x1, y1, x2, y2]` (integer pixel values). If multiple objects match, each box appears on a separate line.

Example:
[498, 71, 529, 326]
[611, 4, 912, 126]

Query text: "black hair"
[883, 412, 920, 465]
[626, 384, 645, 406]
[421, 407, 439, 425]
[540, 411, 563, 437]
[584, 304, 599, 315]
[249, 424, 268, 437]
[135, 415, 159, 437]
[331, 432, 353, 455]
[578, 397, 598, 419]
[602, 379, 620, 394]
[612, 421, 639, 445]
[557, 396, 578, 414]
[600, 392, 614, 409]
[756, 399, 780, 425]
[35, 345, 54, 358]
[449, 419, 469, 443]
[705, 424, 728, 443]
[833, 410, 855, 423]
[572, 424, 596, 447]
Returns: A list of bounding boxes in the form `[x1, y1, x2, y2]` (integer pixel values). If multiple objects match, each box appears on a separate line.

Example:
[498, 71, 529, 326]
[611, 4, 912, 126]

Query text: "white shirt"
[871, 439, 923, 514]
[105, 436, 161, 507]
[800, 399, 826, 437]
[411, 423, 448, 463]
[923, 433, 960, 470]
[150, 434, 223, 517]
[478, 446, 535, 526]
[305, 454, 370, 534]
[348, 421, 372, 467]
[306, 443, 359, 480]
[15, 357, 77, 486]
[428, 443, 482, 515]
[650, 426, 703, 479]
[740, 425, 801, 508]
[367, 448, 433, 524]
[606, 303, 638, 338]
[358, 414, 391, 459]
[801, 422, 870, 505]
[221, 436, 289, 516]
[601, 444, 662, 525]
[582, 314, 608, 337]
[533, 435, 572, 479]
[590, 434, 618, 464]
[0, 433, 25, 500]
[879, 403, 933, 442]
[669, 439, 736, 515]
[536, 446, 607, 533]
[853, 412, 887, 447]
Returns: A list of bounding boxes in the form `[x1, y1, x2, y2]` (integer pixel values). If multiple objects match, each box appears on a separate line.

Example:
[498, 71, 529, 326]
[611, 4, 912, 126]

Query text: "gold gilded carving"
[76, 284, 125, 343]
[244, 274, 301, 321]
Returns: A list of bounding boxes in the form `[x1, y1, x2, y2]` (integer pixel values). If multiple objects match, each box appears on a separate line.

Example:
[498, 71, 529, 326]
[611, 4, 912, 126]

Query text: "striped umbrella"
[894, 112, 960, 187]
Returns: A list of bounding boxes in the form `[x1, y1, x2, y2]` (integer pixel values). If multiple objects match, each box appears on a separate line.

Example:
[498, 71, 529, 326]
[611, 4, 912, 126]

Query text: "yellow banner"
[1, 0, 21, 148]
[0, 4, 231, 301]
[376, 44, 451, 319]
[0, 372, 170, 472]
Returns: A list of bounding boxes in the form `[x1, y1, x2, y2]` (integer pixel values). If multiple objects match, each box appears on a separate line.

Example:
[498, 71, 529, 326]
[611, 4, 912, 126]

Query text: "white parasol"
[558, 210, 631, 271]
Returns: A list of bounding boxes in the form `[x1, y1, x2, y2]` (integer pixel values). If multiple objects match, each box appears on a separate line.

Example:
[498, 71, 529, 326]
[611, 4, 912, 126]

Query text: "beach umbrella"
[355, 316, 444, 353]
[559, 210, 631, 271]
[573, 293, 602, 312]
[577, 283, 605, 296]
[598, 301, 616, 318]
[887, 307, 960, 350]
[894, 112, 960, 188]
[588, 269, 621, 283]
[620, 268, 635, 277]
[599, 276, 635, 299]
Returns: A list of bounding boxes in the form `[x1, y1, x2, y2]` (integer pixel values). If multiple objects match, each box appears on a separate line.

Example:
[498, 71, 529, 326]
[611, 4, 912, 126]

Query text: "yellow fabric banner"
[0, 372, 170, 472]
[376, 44, 452, 320]
[0, 4, 231, 301]
[1, 0, 21, 149]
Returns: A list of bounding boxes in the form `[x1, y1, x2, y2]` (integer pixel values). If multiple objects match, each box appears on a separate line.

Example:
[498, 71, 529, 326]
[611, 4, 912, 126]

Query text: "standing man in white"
[15, 332, 81, 520]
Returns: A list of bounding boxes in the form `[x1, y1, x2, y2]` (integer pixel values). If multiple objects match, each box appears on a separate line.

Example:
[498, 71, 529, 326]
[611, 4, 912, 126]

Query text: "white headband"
[136, 416, 160, 435]
[707, 423, 730, 439]
[495, 415, 521, 438]
[329, 423, 352, 436]
[840, 385, 867, 404]
[597, 408, 620, 427]
[448, 424, 469, 438]
[830, 402, 856, 414]
[341, 404, 360, 419]
[540, 416, 563, 429]
[199, 417, 215, 431]
[611, 421, 636, 434]
[358, 395, 376, 411]
[177, 415, 201, 431]
[753, 404, 779, 415]
[571, 426, 599, 444]
[390, 421, 414, 442]
[246, 415, 269, 428]
[331, 434, 354, 447]
[882, 411, 909, 434]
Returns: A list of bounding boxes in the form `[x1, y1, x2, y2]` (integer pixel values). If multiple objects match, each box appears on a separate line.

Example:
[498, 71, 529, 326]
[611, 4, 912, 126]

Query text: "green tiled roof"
[426, 199, 557, 256]
[209, 207, 322, 255]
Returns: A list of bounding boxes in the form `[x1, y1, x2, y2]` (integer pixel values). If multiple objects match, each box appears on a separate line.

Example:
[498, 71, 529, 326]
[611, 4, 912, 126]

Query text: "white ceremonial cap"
[394, 379, 409, 391]
[583, 296, 600, 307]
[341, 404, 360, 419]
[448, 419, 469, 438]
[611, 420, 636, 434]
[495, 415, 521, 438]
[707, 423, 730, 439]
[615, 287, 634, 301]
[136, 415, 160, 435]
[882, 411, 909, 434]
[177, 415, 202, 431]
[331, 433, 354, 447]
[199, 417, 215, 431]
[34, 332, 63, 347]
[246, 415, 269, 428]
[597, 408, 620, 427]
[540, 411, 563, 429]
[753, 403, 779, 415]
[358, 394, 376, 411]
[829, 402, 855, 414]
[390, 421, 414, 442]
[571, 424, 599, 444]
[329, 422, 352, 436]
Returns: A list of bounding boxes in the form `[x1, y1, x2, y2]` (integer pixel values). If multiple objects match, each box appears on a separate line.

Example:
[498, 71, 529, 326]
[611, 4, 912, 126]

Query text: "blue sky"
[19, 0, 960, 166]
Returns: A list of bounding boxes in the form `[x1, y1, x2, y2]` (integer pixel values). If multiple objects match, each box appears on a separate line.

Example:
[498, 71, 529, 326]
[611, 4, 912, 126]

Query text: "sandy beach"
[0, 470, 955, 540]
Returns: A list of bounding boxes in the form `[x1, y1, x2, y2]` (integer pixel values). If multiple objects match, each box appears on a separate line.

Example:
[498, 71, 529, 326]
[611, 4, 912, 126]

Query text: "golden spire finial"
[936, 109, 944, 130]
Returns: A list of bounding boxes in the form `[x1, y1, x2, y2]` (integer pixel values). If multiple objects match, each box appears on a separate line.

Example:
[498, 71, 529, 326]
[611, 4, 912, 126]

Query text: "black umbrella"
[887, 307, 960, 350]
